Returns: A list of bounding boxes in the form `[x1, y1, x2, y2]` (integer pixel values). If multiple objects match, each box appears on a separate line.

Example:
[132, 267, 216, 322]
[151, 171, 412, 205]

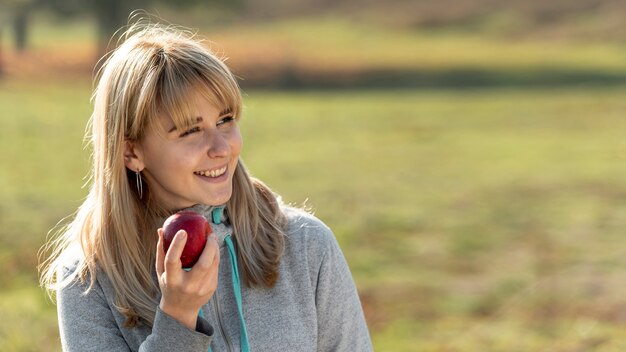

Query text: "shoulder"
[280, 205, 338, 257]
[56, 246, 85, 285]
[282, 206, 333, 238]
[55, 248, 109, 301]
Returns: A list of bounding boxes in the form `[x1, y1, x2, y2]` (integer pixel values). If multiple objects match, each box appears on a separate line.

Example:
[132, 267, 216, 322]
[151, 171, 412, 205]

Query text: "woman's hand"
[155, 228, 220, 330]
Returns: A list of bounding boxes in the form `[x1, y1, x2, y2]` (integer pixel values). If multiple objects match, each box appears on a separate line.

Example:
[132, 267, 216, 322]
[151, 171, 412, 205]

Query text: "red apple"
[162, 211, 212, 268]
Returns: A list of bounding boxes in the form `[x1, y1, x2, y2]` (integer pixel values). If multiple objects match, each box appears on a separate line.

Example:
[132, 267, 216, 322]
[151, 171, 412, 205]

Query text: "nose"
[205, 130, 229, 158]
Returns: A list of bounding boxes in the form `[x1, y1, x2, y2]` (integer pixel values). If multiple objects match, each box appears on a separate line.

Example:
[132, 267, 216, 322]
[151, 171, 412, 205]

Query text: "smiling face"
[126, 89, 242, 211]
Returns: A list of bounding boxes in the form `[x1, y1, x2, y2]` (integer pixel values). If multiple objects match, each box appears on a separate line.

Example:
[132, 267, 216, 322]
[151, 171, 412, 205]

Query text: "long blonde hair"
[39, 22, 286, 327]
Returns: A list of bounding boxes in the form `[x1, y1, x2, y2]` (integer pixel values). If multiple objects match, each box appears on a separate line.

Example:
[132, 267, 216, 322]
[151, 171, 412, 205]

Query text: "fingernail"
[179, 232, 187, 240]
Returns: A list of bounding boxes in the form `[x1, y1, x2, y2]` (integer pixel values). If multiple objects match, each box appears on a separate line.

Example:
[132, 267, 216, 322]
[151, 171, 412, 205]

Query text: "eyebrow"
[167, 109, 233, 133]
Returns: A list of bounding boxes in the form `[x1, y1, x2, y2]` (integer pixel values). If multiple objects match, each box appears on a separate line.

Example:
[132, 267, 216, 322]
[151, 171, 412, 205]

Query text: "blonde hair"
[39, 22, 286, 327]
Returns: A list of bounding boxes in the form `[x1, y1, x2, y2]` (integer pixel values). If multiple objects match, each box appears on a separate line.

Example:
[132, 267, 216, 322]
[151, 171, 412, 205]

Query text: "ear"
[124, 140, 145, 172]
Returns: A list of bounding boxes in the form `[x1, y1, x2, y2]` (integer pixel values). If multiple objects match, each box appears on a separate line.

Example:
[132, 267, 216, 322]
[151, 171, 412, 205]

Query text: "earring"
[135, 169, 143, 199]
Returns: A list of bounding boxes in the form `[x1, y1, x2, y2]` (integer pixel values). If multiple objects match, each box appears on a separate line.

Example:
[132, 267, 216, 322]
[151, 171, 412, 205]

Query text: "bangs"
[141, 45, 242, 137]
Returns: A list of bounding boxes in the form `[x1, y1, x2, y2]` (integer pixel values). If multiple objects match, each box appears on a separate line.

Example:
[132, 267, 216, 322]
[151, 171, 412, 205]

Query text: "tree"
[0, 0, 35, 52]
[1, 0, 245, 60]
[91, 0, 148, 54]
[13, 3, 30, 51]
[39, 0, 147, 54]
[46, 0, 242, 55]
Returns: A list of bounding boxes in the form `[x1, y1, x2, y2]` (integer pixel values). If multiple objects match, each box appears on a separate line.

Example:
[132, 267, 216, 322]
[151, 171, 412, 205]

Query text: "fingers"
[164, 230, 187, 276]
[156, 228, 165, 277]
[157, 231, 220, 315]
[189, 234, 220, 281]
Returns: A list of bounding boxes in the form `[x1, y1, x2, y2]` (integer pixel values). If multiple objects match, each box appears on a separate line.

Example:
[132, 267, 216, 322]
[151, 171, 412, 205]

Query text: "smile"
[194, 166, 227, 178]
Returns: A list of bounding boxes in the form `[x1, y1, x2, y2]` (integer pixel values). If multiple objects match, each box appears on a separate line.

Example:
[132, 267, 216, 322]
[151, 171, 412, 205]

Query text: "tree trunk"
[92, 0, 148, 57]
[0, 26, 4, 76]
[93, 0, 127, 56]
[13, 8, 29, 52]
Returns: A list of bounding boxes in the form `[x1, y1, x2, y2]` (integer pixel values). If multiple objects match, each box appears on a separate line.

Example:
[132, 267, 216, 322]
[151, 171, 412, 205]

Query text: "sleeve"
[57, 267, 214, 352]
[314, 226, 374, 352]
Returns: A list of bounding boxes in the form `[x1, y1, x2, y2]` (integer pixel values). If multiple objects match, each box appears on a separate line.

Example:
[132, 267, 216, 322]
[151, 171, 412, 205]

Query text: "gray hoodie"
[57, 205, 373, 351]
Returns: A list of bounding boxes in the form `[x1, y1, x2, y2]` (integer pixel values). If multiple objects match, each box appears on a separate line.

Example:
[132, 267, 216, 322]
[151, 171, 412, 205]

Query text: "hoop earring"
[135, 169, 143, 199]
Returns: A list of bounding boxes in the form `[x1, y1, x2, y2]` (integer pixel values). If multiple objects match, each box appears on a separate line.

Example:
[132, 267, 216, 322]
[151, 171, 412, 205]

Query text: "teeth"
[195, 166, 227, 178]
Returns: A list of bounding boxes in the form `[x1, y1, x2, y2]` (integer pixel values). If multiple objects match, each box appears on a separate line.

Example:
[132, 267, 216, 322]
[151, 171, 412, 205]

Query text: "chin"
[205, 190, 233, 206]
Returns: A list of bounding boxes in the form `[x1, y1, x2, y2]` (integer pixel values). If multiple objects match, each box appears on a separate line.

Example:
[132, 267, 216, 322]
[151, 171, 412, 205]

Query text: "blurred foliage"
[2, 13, 626, 88]
[0, 0, 243, 53]
[3, 0, 626, 56]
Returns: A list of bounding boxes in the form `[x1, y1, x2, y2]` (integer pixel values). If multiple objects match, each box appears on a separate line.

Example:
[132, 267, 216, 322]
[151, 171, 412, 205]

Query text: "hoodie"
[56, 205, 373, 351]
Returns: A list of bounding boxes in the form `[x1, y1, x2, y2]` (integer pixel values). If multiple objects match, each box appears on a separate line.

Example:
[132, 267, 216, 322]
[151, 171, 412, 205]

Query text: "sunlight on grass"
[0, 283, 60, 352]
[3, 81, 626, 349]
[3, 11, 626, 349]
[17, 15, 626, 76]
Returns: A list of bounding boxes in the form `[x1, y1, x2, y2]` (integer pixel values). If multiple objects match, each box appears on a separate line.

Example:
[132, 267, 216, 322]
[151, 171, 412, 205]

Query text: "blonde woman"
[39, 22, 372, 352]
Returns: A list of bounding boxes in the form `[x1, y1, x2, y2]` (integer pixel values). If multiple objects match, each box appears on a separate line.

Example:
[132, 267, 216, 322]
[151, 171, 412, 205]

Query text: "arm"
[315, 228, 374, 352]
[57, 273, 130, 351]
[141, 307, 214, 352]
[57, 268, 214, 352]
[57, 228, 219, 351]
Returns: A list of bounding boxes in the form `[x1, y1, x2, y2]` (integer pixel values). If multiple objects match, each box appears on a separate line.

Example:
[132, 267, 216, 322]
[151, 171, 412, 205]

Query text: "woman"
[39, 22, 372, 352]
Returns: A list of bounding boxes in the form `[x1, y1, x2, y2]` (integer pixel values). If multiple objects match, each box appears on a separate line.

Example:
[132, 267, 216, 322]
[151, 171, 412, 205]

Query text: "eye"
[217, 115, 235, 127]
[180, 126, 201, 137]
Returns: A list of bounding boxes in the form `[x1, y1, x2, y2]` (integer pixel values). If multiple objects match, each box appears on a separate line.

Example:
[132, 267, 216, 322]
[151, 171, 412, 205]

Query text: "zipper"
[212, 277, 234, 352]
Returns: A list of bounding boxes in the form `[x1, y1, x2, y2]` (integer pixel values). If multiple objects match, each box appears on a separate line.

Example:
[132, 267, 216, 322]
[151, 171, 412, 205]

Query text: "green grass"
[238, 86, 626, 350]
[5, 78, 626, 350]
[0, 284, 59, 352]
[3, 11, 626, 352]
[15, 14, 626, 82]
[216, 16, 626, 72]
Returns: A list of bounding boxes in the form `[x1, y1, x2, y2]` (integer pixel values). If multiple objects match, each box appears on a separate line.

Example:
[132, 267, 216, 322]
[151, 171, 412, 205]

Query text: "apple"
[162, 211, 212, 268]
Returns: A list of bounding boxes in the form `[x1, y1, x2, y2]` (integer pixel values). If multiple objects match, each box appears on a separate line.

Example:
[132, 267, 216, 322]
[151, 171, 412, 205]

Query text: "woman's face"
[129, 90, 242, 211]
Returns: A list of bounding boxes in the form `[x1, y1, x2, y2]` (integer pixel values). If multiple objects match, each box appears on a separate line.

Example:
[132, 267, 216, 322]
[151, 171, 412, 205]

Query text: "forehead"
[155, 89, 224, 130]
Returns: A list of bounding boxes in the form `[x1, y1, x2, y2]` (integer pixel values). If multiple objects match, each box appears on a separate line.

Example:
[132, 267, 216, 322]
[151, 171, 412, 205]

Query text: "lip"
[195, 164, 228, 175]
[194, 165, 229, 184]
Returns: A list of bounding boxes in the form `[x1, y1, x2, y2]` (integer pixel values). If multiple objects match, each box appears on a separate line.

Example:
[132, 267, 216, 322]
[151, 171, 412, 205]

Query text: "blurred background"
[1, 0, 626, 351]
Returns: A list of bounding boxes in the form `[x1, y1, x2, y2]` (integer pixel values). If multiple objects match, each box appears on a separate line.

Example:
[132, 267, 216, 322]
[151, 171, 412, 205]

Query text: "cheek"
[229, 129, 243, 159]
[145, 145, 189, 179]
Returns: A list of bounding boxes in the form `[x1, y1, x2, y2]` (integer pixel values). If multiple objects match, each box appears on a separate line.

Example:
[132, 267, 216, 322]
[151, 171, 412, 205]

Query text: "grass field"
[2, 78, 626, 350]
[2, 10, 626, 352]
[7, 14, 626, 88]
